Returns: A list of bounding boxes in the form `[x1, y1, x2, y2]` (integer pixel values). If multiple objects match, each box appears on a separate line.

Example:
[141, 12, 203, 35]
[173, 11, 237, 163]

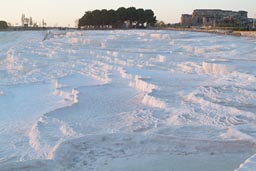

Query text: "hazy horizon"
[1, 0, 256, 27]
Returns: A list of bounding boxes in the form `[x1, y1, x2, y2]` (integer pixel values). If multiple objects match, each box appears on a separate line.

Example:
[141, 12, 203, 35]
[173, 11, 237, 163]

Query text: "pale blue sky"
[1, 0, 255, 27]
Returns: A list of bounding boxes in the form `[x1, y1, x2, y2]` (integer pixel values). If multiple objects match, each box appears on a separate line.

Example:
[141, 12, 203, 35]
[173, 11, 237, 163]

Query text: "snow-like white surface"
[0, 30, 256, 171]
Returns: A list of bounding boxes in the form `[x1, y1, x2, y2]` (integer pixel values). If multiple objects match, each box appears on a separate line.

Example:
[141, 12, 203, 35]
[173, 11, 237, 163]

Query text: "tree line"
[78, 7, 156, 29]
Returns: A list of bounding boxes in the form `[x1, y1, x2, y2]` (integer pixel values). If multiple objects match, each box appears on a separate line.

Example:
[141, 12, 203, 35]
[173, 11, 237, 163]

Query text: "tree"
[155, 20, 166, 27]
[91, 10, 101, 27]
[107, 9, 117, 28]
[79, 11, 92, 27]
[116, 7, 127, 23]
[127, 7, 137, 21]
[100, 9, 108, 27]
[0, 21, 8, 29]
[144, 9, 156, 26]
[136, 8, 145, 25]
[78, 7, 157, 29]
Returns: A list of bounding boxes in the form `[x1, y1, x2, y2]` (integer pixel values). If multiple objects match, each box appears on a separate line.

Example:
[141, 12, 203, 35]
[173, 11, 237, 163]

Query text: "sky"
[1, 0, 255, 27]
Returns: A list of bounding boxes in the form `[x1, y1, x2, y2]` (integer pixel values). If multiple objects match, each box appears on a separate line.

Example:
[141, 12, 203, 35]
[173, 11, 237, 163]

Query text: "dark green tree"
[79, 11, 93, 27]
[78, 7, 157, 29]
[0, 21, 8, 29]
[144, 9, 156, 26]
[136, 8, 146, 27]
[100, 9, 108, 26]
[91, 10, 101, 27]
[107, 9, 116, 25]
[116, 7, 127, 23]
[127, 7, 137, 21]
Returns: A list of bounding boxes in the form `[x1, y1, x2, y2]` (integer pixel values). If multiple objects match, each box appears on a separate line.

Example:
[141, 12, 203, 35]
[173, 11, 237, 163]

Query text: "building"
[181, 14, 192, 26]
[181, 9, 250, 28]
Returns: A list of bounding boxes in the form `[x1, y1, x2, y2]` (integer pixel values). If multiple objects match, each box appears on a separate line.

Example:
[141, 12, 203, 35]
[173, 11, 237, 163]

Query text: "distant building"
[181, 9, 250, 28]
[181, 14, 192, 26]
[247, 18, 255, 30]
